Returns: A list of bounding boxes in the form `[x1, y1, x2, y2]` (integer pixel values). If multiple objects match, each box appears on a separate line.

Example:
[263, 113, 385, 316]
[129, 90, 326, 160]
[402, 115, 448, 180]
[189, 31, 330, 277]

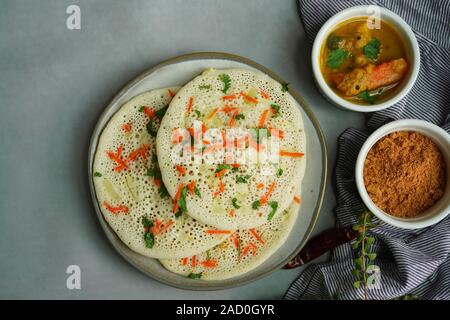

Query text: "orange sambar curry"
[320, 17, 409, 105]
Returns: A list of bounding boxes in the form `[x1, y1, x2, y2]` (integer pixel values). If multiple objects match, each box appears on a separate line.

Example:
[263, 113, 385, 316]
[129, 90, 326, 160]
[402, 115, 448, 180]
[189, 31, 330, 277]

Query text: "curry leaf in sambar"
[326, 49, 349, 69]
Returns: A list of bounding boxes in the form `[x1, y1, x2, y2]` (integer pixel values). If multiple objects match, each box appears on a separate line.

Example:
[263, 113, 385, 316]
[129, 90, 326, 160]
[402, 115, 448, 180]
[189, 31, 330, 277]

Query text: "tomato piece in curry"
[320, 17, 409, 104]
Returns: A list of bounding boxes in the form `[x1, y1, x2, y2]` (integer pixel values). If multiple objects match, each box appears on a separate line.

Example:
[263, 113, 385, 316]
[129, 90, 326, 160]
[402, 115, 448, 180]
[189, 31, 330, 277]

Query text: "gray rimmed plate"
[88, 52, 327, 290]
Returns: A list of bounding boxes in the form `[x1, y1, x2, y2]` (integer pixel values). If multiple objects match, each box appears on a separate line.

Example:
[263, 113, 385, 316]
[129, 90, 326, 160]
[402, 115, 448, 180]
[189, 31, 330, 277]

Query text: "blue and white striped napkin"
[285, 0, 450, 300]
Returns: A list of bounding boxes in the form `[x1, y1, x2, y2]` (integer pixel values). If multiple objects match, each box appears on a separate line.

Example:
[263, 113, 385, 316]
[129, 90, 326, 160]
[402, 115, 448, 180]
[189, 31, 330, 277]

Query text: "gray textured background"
[0, 0, 364, 299]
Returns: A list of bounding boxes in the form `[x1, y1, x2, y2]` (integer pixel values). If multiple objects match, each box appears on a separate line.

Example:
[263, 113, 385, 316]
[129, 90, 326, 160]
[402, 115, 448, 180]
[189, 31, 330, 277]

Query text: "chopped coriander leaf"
[206, 250, 211, 260]
[199, 84, 211, 90]
[276, 168, 283, 177]
[158, 185, 169, 199]
[236, 174, 251, 184]
[215, 164, 231, 172]
[194, 109, 202, 118]
[219, 74, 231, 93]
[144, 232, 155, 248]
[146, 167, 162, 179]
[270, 104, 281, 117]
[357, 90, 377, 104]
[232, 197, 241, 209]
[267, 201, 278, 220]
[138, 106, 145, 112]
[177, 186, 188, 214]
[235, 113, 245, 120]
[194, 186, 202, 198]
[231, 166, 239, 173]
[146, 121, 158, 137]
[363, 38, 380, 60]
[94, 171, 102, 177]
[154, 106, 168, 120]
[187, 272, 203, 279]
[252, 200, 261, 210]
[326, 49, 349, 69]
[142, 216, 154, 228]
[281, 82, 289, 92]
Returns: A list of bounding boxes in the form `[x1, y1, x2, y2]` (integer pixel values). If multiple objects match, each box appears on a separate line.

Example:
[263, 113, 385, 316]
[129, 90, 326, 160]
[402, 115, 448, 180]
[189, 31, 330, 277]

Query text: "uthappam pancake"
[159, 188, 302, 280]
[93, 88, 229, 259]
[157, 68, 306, 230]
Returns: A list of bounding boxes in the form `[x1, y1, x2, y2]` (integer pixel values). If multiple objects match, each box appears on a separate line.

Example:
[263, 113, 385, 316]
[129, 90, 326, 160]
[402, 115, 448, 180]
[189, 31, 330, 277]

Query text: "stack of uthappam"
[93, 68, 306, 280]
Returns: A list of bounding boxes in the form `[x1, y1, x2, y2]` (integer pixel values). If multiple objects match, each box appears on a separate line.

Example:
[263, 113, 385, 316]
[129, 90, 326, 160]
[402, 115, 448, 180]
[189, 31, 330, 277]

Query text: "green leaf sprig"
[351, 211, 378, 300]
[219, 74, 231, 93]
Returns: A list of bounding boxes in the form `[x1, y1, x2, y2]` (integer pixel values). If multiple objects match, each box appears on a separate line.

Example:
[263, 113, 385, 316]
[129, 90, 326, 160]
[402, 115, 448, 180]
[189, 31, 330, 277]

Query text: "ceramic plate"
[88, 52, 327, 290]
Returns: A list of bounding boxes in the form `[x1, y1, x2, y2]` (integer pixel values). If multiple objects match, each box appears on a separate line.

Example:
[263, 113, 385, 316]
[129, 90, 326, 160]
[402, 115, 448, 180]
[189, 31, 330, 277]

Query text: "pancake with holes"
[159, 188, 302, 280]
[156, 68, 306, 230]
[93, 88, 230, 259]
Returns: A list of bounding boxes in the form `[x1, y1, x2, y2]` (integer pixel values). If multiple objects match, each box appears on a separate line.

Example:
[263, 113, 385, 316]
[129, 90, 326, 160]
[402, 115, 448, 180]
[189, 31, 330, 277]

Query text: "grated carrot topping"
[176, 165, 186, 176]
[249, 229, 265, 244]
[106, 146, 128, 171]
[186, 96, 194, 113]
[121, 122, 132, 133]
[222, 94, 237, 101]
[257, 109, 270, 128]
[240, 92, 258, 104]
[293, 195, 301, 204]
[168, 89, 175, 98]
[205, 229, 232, 235]
[201, 259, 218, 268]
[142, 106, 155, 118]
[181, 257, 188, 266]
[260, 90, 270, 99]
[279, 150, 305, 157]
[103, 201, 129, 214]
[261, 181, 276, 205]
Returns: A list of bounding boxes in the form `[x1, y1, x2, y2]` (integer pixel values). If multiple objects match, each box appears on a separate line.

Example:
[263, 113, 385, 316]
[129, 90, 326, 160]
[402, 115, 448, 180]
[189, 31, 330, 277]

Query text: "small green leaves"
[139, 106, 146, 112]
[281, 82, 289, 92]
[142, 216, 154, 228]
[351, 210, 378, 300]
[194, 186, 202, 198]
[146, 121, 157, 137]
[194, 109, 202, 118]
[251, 200, 261, 210]
[270, 104, 281, 117]
[94, 171, 102, 177]
[219, 74, 231, 93]
[199, 84, 211, 90]
[232, 197, 241, 209]
[235, 113, 245, 120]
[175, 186, 188, 217]
[187, 272, 203, 279]
[215, 164, 231, 172]
[357, 90, 377, 104]
[142, 216, 155, 249]
[326, 48, 349, 69]
[363, 38, 380, 60]
[276, 168, 283, 177]
[236, 174, 251, 184]
[267, 201, 278, 221]
[158, 184, 169, 199]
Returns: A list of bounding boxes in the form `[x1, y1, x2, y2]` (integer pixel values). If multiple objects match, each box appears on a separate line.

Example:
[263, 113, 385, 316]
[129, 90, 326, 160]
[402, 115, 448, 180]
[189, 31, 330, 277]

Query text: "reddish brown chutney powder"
[363, 131, 446, 218]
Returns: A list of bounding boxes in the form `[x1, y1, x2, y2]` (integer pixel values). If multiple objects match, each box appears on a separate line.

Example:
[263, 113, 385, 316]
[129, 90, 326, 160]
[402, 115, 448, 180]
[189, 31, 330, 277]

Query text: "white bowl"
[312, 5, 420, 112]
[355, 120, 450, 229]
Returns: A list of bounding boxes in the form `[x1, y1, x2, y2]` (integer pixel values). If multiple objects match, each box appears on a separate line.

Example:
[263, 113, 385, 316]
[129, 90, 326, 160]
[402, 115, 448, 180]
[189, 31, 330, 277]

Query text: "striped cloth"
[285, 0, 450, 300]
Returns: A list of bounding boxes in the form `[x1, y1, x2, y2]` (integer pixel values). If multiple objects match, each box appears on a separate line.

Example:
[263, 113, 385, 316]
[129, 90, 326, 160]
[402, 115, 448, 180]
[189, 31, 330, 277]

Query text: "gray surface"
[0, 0, 364, 299]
